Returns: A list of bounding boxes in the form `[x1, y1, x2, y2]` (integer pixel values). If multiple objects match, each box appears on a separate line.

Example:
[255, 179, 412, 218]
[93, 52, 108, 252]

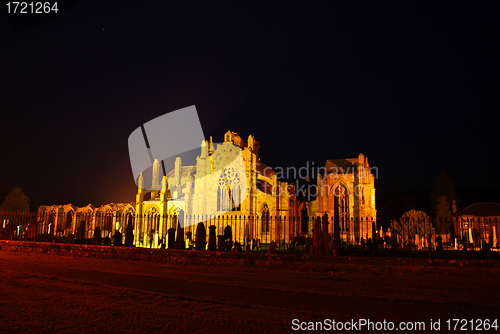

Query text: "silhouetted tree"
[391, 210, 431, 241]
[0, 188, 30, 211]
[435, 195, 452, 234]
[430, 169, 457, 217]
[377, 193, 418, 228]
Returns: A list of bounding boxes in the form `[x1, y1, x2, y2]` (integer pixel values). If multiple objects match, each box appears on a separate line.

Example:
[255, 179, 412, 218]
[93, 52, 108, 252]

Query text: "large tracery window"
[65, 211, 73, 233]
[334, 184, 349, 231]
[217, 167, 241, 211]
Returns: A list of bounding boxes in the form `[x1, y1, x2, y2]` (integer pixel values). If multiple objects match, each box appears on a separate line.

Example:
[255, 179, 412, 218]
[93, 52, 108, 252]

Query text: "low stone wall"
[1, 240, 498, 273]
[0, 240, 257, 265]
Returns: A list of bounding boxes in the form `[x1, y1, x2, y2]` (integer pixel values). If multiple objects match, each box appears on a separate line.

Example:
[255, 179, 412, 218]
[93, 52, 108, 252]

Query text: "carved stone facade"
[37, 131, 377, 248]
[134, 131, 297, 246]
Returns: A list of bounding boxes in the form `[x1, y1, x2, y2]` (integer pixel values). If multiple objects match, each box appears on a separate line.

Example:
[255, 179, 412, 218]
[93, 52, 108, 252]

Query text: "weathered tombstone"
[114, 230, 122, 246]
[94, 226, 102, 245]
[167, 227, 176, 249]
[67, 233, 75, 244]
[322, 212, 331, 256]
[77, 221, 85, 244]
[208, 225, 217, 251]
[436, 235, 443, 251]
[103, 234, 111, 246]
[124, 216, 134, 247]
[224, 225, 233, 251]
[195, 223, 207, 251]
[154, 233, 159, 248]
[175, 222, 185, 249]
[492, 226, 497, 248]
[224, 225, 232, 239]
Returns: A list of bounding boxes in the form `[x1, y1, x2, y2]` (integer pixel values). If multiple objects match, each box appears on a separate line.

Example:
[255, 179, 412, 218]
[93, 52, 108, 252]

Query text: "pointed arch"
[118, 203, 136, 232]
[330, 182, 350, 231]
[145, 204, 160, 235]
[96, 204, 114, 233]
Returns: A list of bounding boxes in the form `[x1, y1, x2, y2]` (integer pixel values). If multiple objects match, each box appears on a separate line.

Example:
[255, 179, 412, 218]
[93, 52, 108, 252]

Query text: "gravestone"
[208, 225, 217, 251]
[114, 231, 122, 246]
[167, 228, 176, 249]
[103, 234, 111, 246]
[94, 226, 102, 245]
[175, 222, 185, 249]
[195, 223, 207, 251]
[224, 225, 233, 251]
[436, 235, 443, 251]
[125, 220, 134, 247]
[77, 221, 86, 244]
[322, 212, 331, 256]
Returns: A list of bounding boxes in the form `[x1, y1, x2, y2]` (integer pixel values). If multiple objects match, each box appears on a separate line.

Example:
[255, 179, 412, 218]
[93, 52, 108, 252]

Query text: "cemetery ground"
[0, 250, 499, 333]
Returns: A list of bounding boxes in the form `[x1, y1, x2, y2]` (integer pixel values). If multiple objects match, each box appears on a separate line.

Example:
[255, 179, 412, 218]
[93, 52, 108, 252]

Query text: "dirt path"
[0, 251, 499, 333]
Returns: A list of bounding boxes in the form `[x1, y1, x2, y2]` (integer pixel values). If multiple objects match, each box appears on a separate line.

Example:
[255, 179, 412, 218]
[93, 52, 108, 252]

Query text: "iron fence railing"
[2, 210, 499, 256]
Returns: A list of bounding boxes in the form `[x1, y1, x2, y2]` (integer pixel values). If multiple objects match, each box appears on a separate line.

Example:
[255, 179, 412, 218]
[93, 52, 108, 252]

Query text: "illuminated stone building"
[452, 202, 500, 248]
[36, 131, 377, 248]
[306, 154, 377, 241]
[134, 130, 297, 247]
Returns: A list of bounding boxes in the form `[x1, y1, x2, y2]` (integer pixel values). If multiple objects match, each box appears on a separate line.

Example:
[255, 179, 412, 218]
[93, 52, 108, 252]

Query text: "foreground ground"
[0, 250, 499, 333]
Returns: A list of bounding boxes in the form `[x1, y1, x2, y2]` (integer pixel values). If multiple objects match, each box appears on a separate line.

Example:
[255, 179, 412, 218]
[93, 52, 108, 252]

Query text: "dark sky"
[0, 2, 498, 207]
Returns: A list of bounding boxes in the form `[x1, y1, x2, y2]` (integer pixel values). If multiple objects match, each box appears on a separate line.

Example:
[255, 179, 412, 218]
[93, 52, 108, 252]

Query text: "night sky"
[1, 2, 498, 208]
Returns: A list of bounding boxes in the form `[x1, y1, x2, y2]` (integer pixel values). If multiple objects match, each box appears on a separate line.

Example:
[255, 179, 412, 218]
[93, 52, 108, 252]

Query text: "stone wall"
[2, 240, 498, 273]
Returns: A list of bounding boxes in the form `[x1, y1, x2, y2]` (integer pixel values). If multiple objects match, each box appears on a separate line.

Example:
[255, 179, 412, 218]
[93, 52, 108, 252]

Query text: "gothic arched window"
[217, 167, 242, 211]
